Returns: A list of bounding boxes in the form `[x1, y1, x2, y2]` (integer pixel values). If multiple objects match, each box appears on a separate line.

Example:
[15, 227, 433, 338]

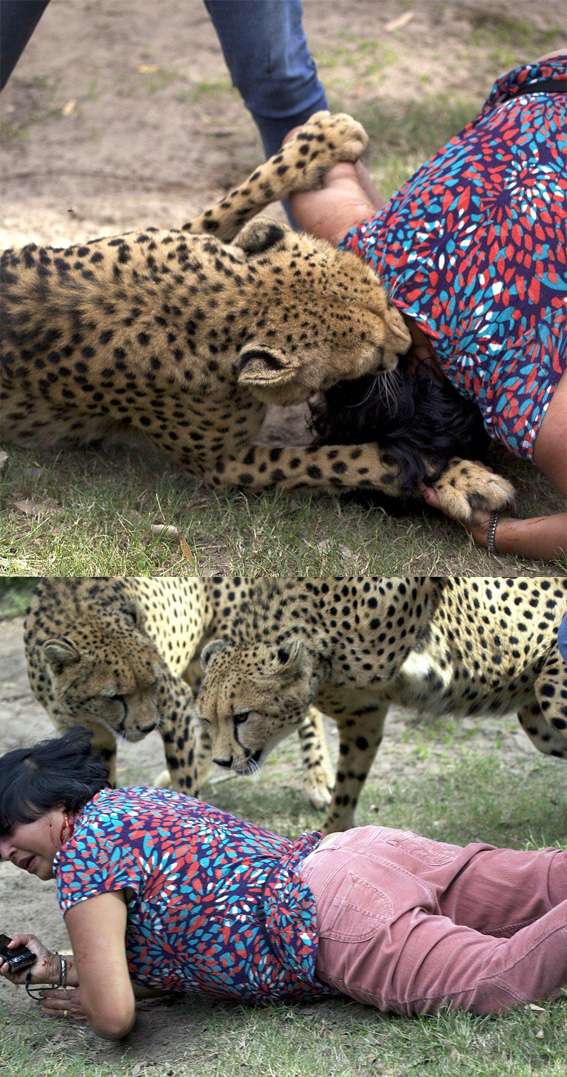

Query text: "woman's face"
[0, 809, 68, 881]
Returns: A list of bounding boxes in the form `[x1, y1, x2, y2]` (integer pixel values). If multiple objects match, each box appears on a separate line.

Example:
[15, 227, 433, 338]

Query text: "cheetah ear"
[200, 638, 229, 672]
[235, 218, 290, 258]
[271, 638, 305, 678]
[274, 639, 304, 665]
[236, 345, 301, 389]
[43, 638, 81, 674]
[120, 599, 146, 630]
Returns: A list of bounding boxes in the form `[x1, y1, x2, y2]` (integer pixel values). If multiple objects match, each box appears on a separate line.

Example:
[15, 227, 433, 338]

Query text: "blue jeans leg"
[0, 0, 51, 90]
[205, 0, 328, 224]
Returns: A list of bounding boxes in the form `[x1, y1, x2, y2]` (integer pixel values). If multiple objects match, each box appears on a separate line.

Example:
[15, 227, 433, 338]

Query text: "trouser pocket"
[318, 869, 394, 942]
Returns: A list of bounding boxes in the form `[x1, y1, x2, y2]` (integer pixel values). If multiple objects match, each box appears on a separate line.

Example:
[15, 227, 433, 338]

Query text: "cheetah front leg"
[183, 112, 368, 242]
[297, 705, 334, 810]
[322, 701, 389, 832]
[517, 646, 567, 759]
[153, 673, 204, 794]
[430, 459, 515, 524]
[206, 445, 515, 520]
[517, 703, 567, 759]
[88, 725, 118, 787]
[207, 442, 409, 496]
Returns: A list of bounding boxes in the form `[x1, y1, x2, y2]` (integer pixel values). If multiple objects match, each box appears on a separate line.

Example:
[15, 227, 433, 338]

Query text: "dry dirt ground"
[3, 0, 563, 246]
[1, 610, 566, 1068]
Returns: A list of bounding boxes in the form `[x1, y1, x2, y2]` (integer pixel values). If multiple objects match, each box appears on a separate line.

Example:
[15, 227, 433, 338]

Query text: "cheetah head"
[232, 219, 411, 406]
[29, 600, 168, 741]
[197, 637, 317, 775]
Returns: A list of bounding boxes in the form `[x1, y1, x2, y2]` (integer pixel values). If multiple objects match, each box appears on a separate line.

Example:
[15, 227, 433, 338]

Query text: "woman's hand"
[420, 483, 567, 562]
[288, 160, 382, 245]
[420, 484, 494, 546]
[0, 934, 59, 986]
[38, 985, 89, 1024]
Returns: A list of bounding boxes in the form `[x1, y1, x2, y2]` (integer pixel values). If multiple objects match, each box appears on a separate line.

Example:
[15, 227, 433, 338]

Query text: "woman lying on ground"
[0, 729, 566, 1040]
[288, 53, 567, 562]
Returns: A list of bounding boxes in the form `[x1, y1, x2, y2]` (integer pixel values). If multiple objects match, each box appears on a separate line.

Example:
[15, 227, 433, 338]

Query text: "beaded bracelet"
[486, 511, 500, 557]
[25, 953, 68, 1000]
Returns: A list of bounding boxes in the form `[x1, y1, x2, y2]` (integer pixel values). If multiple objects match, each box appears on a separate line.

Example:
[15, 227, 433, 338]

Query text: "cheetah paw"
[289, 111, 369, 182]
[303, 771, 333, 811]
[432, 458, 515, 524]
[153, 768, 171, 788]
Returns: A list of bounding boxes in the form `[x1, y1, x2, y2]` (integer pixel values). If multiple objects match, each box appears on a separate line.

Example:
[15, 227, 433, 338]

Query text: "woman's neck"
[402, 314, 441, 374]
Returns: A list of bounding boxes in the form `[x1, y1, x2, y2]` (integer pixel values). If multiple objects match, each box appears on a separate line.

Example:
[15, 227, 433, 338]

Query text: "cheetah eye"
[233, 712, 250, 726]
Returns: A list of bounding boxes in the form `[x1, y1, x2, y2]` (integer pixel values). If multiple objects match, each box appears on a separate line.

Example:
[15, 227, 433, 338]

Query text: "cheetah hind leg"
[518, 647, 567, 758]
[518, 703, 567, 759]
[298, 705, 334, 810]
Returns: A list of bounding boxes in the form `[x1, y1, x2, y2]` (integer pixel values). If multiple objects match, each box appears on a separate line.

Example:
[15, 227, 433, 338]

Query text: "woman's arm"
[485, 513, 566, 560]
[420, 493, 567, 561]
[0, 934, 77, 987]
[0, 916, 134, 1034]
[532, 371, 567, 499]
[63, 891, 136, 1040]
[289, 158, 381, 244]
[422, 372, 567, 561]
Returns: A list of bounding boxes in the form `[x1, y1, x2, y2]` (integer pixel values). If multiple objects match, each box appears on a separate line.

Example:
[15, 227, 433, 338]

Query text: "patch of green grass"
[466, 10, 564, 72]
[1, 440, 563, 576]
[210, 735, 567, 851]
[0, 578, 37, 620]
[187, 76, 234, 102]
[358, 95, 478, 172]
[0, 119, 31, 144]
[317, 37, 398, 71]
[467, 10, 564, 51]
[134, 65, 232, 99]
[360, 748, 566, 851]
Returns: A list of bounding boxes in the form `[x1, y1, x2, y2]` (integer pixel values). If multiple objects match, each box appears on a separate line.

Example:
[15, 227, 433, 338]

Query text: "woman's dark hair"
[0, 727, 110, 838]
[310, 355, 489, 491]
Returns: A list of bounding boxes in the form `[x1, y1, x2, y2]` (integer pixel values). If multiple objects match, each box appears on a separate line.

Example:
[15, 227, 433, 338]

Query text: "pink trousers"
[298, 826, 567, 1015]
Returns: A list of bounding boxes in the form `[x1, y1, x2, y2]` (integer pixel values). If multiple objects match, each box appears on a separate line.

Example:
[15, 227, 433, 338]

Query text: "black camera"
[0, 934, 36, 973]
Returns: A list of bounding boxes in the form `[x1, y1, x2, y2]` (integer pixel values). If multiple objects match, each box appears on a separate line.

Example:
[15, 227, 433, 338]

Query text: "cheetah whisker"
[244, 758, 261, 782]
[376, 367, 403, 417]
[343, 375, 380, 410]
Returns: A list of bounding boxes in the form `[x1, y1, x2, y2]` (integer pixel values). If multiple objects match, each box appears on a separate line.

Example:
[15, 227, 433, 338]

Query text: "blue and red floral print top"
[53, 787, 335, 1003]
[339, 57, 567, 460]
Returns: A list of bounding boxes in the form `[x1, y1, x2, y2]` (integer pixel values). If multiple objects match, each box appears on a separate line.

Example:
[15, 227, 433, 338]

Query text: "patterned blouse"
[339, 57, 567, 460]
[54, 787, 335, 1003]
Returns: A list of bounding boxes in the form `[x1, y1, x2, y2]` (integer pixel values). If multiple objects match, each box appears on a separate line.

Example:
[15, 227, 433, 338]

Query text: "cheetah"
[1, 112, 514, 522]
[197, 576, 567, 831]
[23, 577, 333, 809]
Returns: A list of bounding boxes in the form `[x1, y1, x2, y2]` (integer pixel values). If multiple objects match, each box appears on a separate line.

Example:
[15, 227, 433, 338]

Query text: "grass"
[0, 578, 37, 619]
[1, 440, 564, 576]
[1, 727, 567, 1077]
[359, 95, 479, 195]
